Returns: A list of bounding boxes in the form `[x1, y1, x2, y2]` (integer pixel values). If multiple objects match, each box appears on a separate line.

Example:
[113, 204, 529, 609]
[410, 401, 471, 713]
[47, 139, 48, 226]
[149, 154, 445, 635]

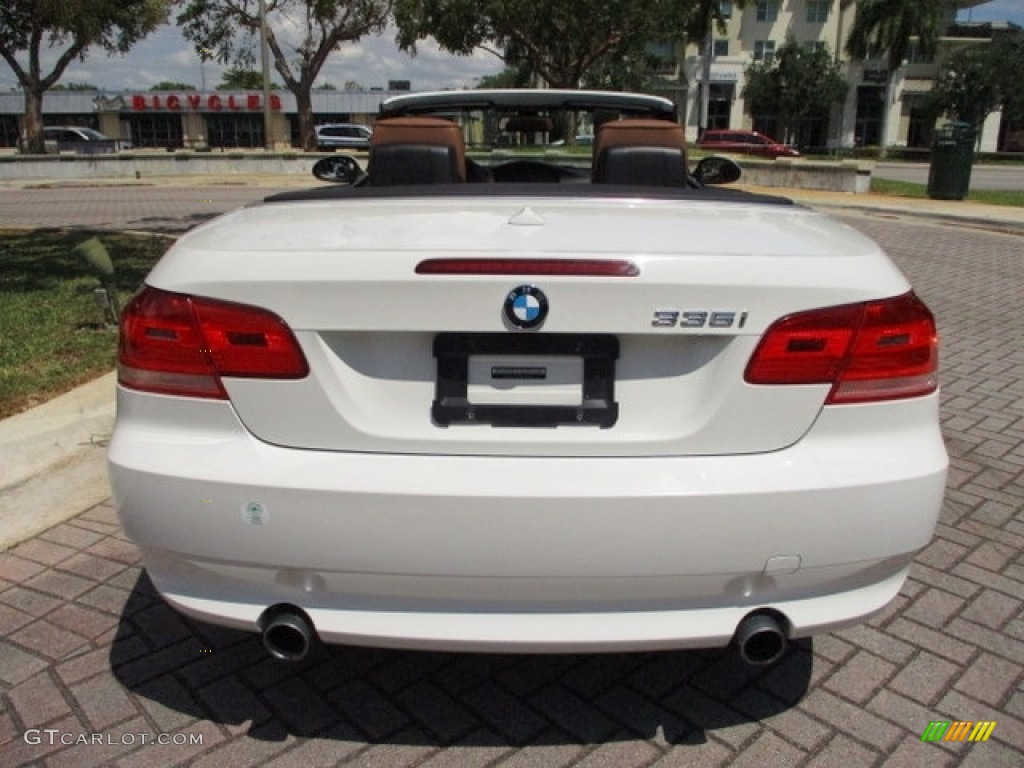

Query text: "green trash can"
[927, 122, 975, 200]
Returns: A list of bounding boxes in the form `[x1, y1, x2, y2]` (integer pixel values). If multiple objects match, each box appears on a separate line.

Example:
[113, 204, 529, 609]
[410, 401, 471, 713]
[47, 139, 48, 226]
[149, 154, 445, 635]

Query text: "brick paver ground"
[1, 206, 1022, 767]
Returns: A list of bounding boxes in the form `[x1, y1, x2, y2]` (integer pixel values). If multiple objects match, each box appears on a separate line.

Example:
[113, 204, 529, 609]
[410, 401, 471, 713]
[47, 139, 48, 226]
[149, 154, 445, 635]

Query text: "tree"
[52, 82, 100, 91]
[581, 45, 676, 93]
[216, 66, 280, 90]
[178, 0, 389, 151]
[927, 45, 998, 131]
[844, 0, 949, 147]
[476, 66, 533, 90]
[743, 39, 848, 146]
[151, 81, 197, 91]
[0, 0, 170, 153]
[929, 32, 1024, 136]
[393, 0, 691, 90]
[990, 33, 1024, 130]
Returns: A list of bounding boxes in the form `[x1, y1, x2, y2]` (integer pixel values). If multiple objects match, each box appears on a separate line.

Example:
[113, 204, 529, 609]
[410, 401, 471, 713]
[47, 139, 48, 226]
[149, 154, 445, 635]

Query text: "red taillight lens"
[118, 286, 309, 399]
[745, 292, 938, 404]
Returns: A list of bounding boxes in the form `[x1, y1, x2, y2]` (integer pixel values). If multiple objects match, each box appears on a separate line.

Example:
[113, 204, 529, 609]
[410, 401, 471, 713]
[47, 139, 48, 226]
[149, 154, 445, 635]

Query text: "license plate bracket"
[432, 333, 619, 428]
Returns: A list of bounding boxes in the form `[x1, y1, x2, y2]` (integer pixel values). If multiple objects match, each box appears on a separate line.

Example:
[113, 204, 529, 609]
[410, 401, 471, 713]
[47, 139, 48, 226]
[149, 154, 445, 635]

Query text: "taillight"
[415, 258, 640, 277]
[118, 286, 308, 399]
[745, 292, 938, 404]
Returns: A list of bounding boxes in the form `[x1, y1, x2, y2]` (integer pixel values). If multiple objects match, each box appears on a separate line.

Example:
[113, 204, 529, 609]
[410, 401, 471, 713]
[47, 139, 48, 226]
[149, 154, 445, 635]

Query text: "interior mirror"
[693, 156, 742, 186]
[312, 154, 362, 184]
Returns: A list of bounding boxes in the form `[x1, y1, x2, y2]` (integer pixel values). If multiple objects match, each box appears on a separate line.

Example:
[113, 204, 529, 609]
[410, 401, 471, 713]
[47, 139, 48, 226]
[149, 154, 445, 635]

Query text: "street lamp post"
[259, 0, 273, 150]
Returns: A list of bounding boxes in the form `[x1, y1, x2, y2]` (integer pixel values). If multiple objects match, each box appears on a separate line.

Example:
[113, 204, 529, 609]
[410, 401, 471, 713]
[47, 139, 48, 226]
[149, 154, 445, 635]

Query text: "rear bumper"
[157, 568, 910, 653]
[109, 387, 947, 652]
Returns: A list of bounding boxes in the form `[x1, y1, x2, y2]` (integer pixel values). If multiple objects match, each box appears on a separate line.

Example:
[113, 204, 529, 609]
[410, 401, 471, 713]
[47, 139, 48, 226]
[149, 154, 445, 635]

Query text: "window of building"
[754, 40, 776, 63]
[708, 83, 734, 130]
[713, 39, 729, 57]
[905, 41, 933, 64]
[128, 114, 183, 149]
[756, 1, 779, 22]
[646, 41, 679, 74]
[206, 114, 263, 149]
[803, 41, 828, 54]
[807, 0, 830, 23]
[42, 117, 98, 131]
[0, 116, 20, 148]
[855, 85, 885, 146]
[717, 1, 733, 19]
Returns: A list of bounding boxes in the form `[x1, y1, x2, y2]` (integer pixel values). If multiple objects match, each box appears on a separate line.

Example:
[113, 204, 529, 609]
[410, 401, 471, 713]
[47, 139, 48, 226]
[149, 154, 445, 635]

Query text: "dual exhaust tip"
[260, 606, 317, 663]
[259, 604, 790, 667]
[733, 611, 790, 666]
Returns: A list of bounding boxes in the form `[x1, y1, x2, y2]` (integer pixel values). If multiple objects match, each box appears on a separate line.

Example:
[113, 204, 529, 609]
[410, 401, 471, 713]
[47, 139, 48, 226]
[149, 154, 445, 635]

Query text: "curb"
[0, 372, 115, 551]
[810, 202, 1024, 237]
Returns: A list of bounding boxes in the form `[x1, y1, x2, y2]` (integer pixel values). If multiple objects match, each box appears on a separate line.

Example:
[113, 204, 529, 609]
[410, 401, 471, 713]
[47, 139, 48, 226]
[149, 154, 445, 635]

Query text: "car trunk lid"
[143, 195, 910, 457]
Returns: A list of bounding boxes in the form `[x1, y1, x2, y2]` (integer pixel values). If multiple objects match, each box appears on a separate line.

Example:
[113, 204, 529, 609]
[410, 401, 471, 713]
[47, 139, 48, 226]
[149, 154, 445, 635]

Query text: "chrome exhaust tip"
[260, 606, 317, 662]
[734, 611, 789, 666]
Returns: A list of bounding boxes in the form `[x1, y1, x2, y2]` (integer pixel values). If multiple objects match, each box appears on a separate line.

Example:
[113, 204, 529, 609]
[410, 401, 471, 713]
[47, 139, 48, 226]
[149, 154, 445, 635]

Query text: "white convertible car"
[109, 90, 947, 665]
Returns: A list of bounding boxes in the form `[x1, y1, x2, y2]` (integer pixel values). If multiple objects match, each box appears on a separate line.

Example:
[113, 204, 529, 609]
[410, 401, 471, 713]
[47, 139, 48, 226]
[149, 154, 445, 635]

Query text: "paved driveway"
[0, 183, 304, 233]
[1, 212, 1022, 767]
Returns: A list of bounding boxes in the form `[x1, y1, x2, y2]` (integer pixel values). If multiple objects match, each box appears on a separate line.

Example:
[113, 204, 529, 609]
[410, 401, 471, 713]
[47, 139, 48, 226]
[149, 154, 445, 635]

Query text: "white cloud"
[6, 19, 501, 93]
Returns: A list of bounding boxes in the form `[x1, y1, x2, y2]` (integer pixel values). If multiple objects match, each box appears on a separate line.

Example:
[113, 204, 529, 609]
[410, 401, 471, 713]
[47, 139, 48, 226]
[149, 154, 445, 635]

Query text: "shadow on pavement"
[111, 572, 812, 746]
[126, 212, 221, 233]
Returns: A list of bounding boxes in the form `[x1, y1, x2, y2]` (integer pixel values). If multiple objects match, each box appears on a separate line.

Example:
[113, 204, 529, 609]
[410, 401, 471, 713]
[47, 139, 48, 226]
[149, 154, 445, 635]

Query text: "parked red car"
[697, 129, 799, 158]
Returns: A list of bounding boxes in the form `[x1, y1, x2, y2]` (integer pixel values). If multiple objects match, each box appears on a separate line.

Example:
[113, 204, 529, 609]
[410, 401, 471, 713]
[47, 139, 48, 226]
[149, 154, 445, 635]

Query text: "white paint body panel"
[144, 198, 910, 457]
[110, 192, 947, 653]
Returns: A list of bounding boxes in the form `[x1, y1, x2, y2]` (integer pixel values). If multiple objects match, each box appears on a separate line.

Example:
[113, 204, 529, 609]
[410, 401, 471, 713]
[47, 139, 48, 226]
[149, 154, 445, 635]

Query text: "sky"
[957, 0, 1024, 26]
[0, 2, 1022, 94]
[0, 24, 505, 93]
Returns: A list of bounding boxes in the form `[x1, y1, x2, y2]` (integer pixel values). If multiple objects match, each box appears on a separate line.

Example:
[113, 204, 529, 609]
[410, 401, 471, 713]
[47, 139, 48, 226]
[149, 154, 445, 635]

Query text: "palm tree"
[844, 0, 952, 147]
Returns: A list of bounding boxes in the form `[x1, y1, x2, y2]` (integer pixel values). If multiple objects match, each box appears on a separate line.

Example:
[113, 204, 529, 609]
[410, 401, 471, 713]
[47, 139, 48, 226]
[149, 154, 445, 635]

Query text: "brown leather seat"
[369, 117, 467, 185]
[592, 119, 689, 187]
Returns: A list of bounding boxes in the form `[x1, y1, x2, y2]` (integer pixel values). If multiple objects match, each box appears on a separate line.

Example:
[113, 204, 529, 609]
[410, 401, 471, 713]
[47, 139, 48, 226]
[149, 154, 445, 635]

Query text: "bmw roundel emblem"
[504, 285, 548, 330]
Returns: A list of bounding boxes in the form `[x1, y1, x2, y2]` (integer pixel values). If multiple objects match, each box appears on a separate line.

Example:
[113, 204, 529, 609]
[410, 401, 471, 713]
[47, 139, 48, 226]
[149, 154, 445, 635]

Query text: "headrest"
[593, 119, 688, 186]
[593, 119, 687, 155]
[369, 117, 466, 184]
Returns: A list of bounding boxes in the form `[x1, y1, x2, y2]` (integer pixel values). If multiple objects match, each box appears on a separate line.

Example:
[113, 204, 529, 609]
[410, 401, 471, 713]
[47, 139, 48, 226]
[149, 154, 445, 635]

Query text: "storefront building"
[0, 89, 395, 151]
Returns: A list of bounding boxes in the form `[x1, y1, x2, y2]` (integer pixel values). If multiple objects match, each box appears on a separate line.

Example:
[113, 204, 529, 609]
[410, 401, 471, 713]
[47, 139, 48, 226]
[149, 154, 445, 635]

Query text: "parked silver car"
[315, 123, 372, 150]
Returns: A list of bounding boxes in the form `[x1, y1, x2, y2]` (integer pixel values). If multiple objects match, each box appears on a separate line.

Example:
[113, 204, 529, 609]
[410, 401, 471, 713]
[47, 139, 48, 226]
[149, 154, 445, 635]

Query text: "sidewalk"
[743, 184, 1024, 236]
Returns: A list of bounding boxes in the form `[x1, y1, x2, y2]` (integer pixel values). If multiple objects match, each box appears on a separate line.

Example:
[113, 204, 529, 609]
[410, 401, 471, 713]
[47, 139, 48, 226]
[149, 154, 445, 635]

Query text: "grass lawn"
[0, 229, 169, 419]
[869, 178, 1024, 207]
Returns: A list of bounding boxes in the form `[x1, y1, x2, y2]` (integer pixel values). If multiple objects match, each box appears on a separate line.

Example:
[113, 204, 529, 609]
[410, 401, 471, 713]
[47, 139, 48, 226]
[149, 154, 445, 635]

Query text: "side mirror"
[693, 156, 742, 186]
[312, 154, 363, 184]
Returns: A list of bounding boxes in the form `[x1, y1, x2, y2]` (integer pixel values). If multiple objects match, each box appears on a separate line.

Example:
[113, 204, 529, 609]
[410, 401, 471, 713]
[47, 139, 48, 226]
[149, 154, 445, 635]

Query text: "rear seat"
[592, 119, 689, 187]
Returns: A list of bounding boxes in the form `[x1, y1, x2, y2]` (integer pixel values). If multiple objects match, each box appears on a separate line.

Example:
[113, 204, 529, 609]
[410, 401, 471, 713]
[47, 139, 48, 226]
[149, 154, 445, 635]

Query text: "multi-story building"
[671, 0, 1014, 152]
